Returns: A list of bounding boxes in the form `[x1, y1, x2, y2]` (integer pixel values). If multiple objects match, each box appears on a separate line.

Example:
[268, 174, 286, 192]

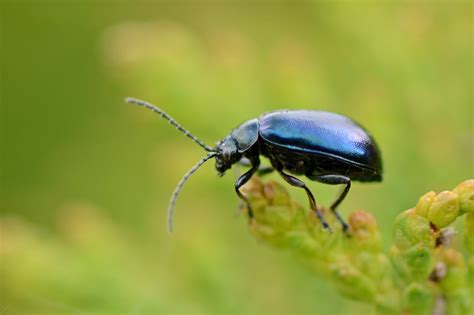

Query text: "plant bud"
[330, 261, 376, 302]
[415, 191, 436, 218]
[393, 209, 434, 250]
[348, 210, 381, 251]
[427, 191, 459, 229]
[453, 179, 474, 214]
[403, 283, 433, 315]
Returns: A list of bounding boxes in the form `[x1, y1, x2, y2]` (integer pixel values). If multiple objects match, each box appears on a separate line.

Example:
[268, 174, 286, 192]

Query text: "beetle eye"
[220, 139, 237, 160]
[223, 147, 231, 158]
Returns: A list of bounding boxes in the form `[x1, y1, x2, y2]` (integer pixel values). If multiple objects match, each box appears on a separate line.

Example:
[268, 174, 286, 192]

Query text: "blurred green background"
[1, 1, 472, 314]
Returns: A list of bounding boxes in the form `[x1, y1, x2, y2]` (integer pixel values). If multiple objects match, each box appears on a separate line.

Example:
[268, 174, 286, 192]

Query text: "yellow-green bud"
[329, 261, 376, 302]
[444, 289, 472, 315]
[427, 191, 459, 229]
[262, 180, 293, 207]
[348, 210, 381, 251]
[440, 248, 464, 268]
[250, 221, 280, 244]
[390, 244, 433, 283]
[374, 292, 400, 315]
[453, 179, 474, 214]
[438, 248, 466, 294]
[283, 230, 323, 257]
[349, 210, 378, 236]
[404, 245, 434, 281]
[440, 265, 466, 295]
[402, 283, 433, 315]
[393, 209, 434, 250]
[351, 252, 391, 283]
[262, 205, 296, 229]
[415, 191, 436, 218]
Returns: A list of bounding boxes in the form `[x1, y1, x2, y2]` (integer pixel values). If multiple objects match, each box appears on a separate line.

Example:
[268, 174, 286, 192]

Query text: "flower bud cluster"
[391, 180, 473, 315]
[241, 178, 473, 315]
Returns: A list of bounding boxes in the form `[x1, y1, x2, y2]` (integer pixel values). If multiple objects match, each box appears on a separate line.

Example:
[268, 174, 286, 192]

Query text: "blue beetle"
[126, 98, 383, 233]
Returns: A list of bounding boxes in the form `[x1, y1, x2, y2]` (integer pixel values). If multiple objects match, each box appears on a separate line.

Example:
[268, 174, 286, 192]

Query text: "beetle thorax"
[215, 136, 242, 176]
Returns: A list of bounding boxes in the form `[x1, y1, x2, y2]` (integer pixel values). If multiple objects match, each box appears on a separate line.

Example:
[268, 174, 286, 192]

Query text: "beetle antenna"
[168, 152, 217, 232]
[125, 97, 215, 152]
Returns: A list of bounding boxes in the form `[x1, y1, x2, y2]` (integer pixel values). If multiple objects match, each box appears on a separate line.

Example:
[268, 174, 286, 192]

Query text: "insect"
[126, 97, 383, 233]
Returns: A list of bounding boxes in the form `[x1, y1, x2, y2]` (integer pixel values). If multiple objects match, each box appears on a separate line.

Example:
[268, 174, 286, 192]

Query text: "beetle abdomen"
[259, 110, 382, 175]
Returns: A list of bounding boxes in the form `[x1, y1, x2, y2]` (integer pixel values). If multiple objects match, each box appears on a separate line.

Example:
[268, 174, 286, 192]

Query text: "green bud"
[390, 244, 433, 283]
[427, 191, 459, 229]
[439, 248, 464, 268]
[465, 213, 474, 254]
[262, 180, 293, 207]
[445, 289, 472, 315]
[402, 282, 433, 315]
[392, 215, 413, 250]
[249, 220, 280, 244]
[453, 179, 474, 214]
[306, 208, 342, 246]
[262, 205, 296, 229]
[438, 248, 466, 294]
[329, 261, 376, 302]
[393, 209, 434, 250]
[347, 210, 381, 252]
[415, 191, 436, 218]
[404, 244, 434, 281]
[374, 292, 400, 315]
[351, 252, 391, 284]
[283, 230, 323, 257]
[241, 177, 264, 199]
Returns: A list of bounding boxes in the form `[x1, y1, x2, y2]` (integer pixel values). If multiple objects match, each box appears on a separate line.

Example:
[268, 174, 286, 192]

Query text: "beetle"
[126, 97, 383, 233]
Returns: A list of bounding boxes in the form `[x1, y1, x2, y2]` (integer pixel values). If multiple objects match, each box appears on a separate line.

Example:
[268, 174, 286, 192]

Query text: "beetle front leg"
[235, 159, 260, 220]
[278, 170, 332, 233]
[239, 158, 274, 176]
[309, 175, 351, 232]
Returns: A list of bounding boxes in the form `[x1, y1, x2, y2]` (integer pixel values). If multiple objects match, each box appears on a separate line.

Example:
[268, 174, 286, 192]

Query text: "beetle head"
[215, 136, 242, 176]
[215, 119, 259, 176]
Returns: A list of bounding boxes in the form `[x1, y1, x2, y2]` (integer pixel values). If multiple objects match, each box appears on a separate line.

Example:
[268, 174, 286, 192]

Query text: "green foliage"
[242, 178, 474, 315]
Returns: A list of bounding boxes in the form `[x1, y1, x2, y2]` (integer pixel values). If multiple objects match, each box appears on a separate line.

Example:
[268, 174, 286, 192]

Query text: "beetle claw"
[331, 208, 350, 234]
[341, 222, 350, 234]
[322, 222, 333, 234]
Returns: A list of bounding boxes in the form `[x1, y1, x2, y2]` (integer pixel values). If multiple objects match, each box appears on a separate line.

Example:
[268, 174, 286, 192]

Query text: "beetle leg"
[238, 158, 274, 176]
[278, 170, 332, 233]
[235, 158, 260, 220]
[257, 166, 274, 176]
[309, 175, 351, 232]
[238, 157, 252, 167]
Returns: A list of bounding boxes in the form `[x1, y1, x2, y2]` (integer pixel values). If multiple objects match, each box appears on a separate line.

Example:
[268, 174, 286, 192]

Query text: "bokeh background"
[1, 1, 473, 314]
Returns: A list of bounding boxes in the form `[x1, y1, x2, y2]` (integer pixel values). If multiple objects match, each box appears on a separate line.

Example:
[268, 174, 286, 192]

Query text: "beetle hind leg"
[309, 175, 351, 233]
[278, 170, 332, 233]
